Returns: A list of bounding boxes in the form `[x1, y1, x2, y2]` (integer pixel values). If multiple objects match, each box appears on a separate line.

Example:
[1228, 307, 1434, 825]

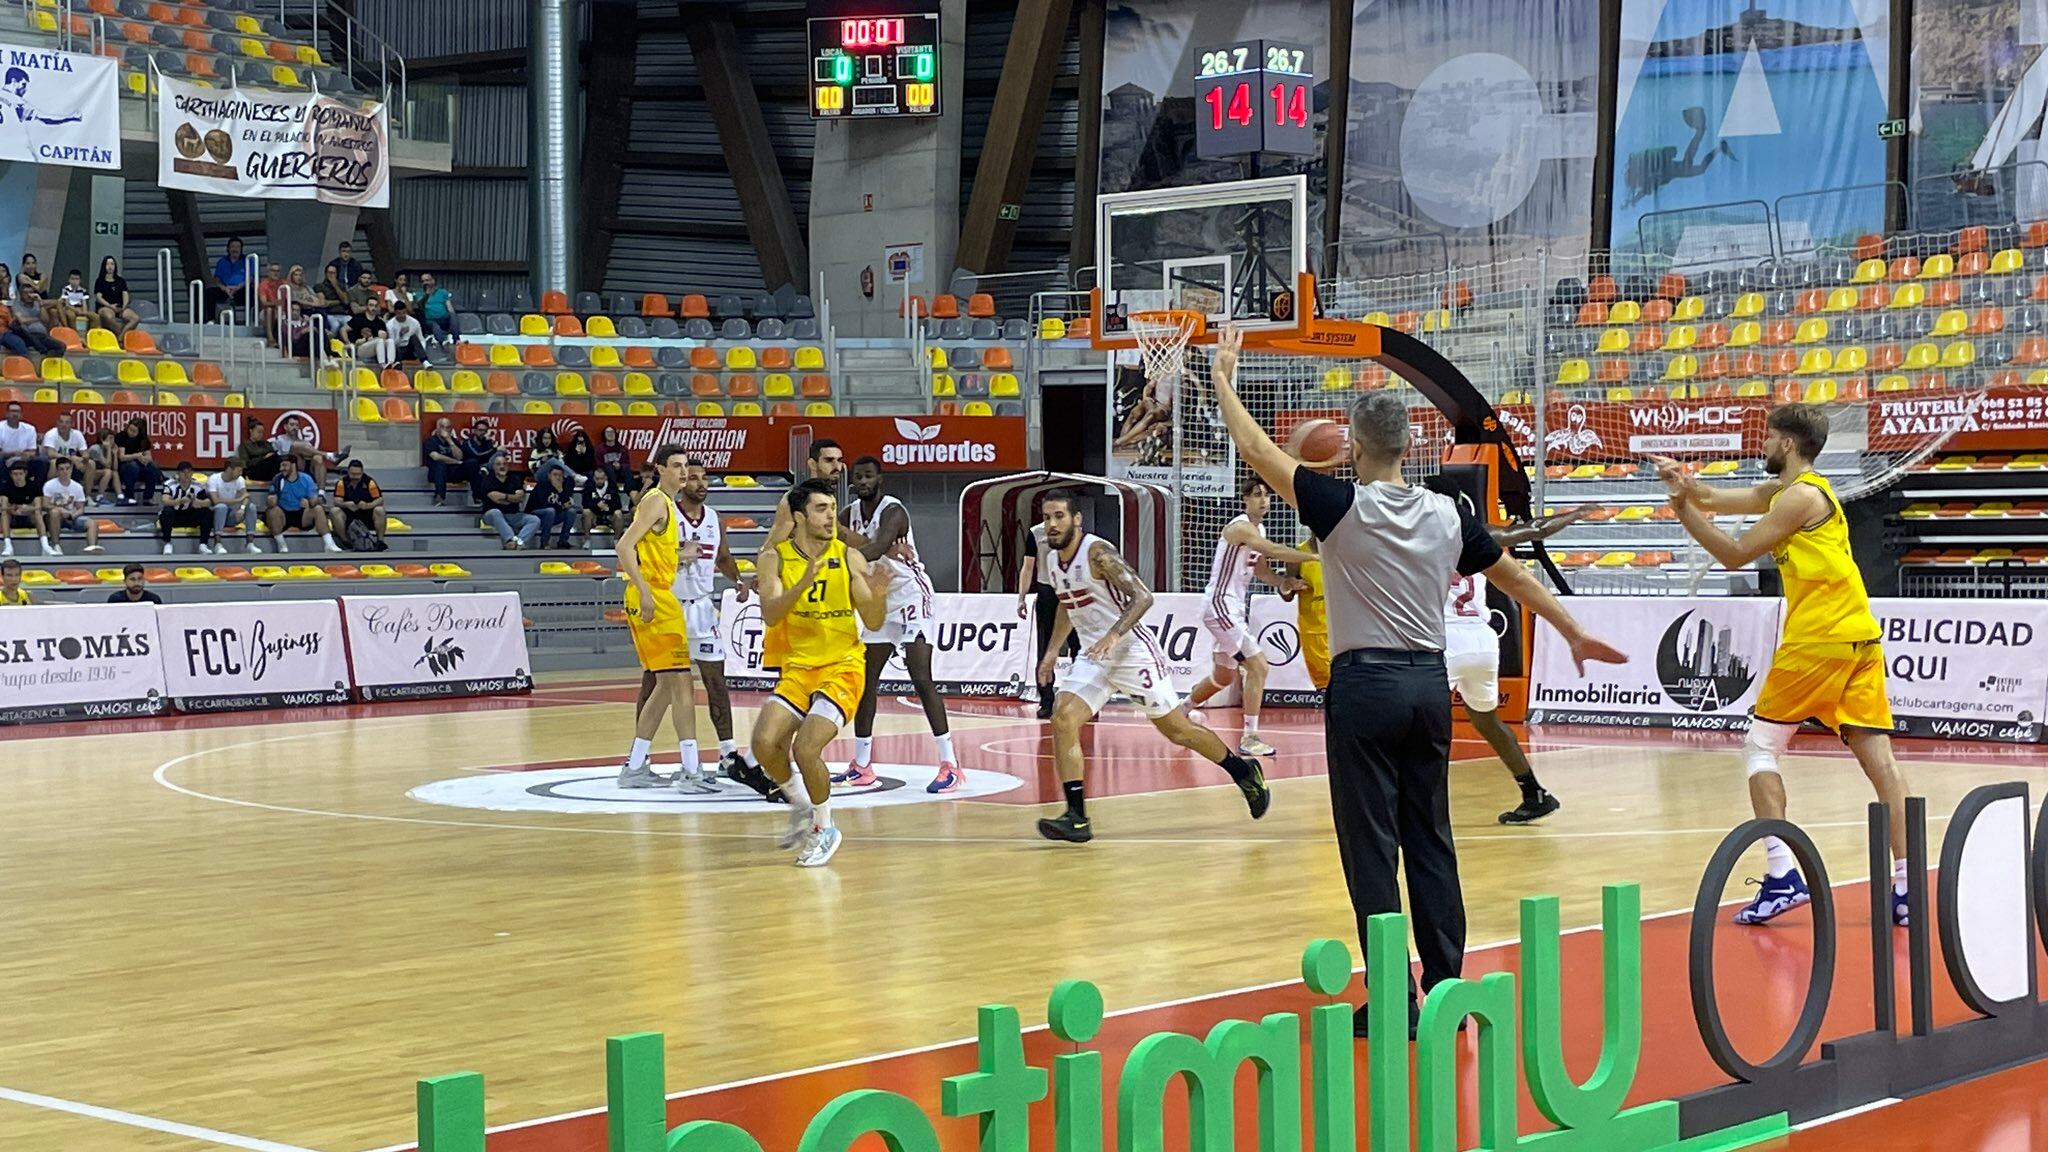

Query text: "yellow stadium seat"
[41, 358, 76, 382]
[1792, 318, 1829, 344]
[1941, 340, 1977, 367]
[19, 569, 55, 586]
[1900, 502, 1939, 519]
[590, 346, 623, 369]
[1823, 287, 1857, 313]
[72, 388, 104, 404]
[116, 359, 151, 385]
[1605, 387, 1635, 401]
[224, 393, 246, 408]
[1919, 253, 1955, 279]
[1659, 354, 1697, 381]
[1727, 321, 1762, 348]
[1803, 378, 1839, 403]
[1662, 326, 1697, 351]
[519, 314, 550, 337]
[1614, 506, 1653, 522]
[287, 565, 328, 580]
[931, 373, 956, 396]
[695, 402, 724, 416]
[764, 373, 795, 397]
[359, 564, 400, 578]
[489, 344, 521, 367]
[414, 370, 447, 393]
[1971, 502, 2014, 517]
[925, 346, 948, 369]
[1555, 359, 1590, 385]
[732, 401, 764, 417]
[29, 11, 56, 33]
[623, 372, 655, 395]
[594, 401, 623, 416]
[1735, 380, 1769, 398]
[991, 373, 1021, 396]
[627, 401, 657, 416]
[1700, 460, 1740, 476]
[1731, 293, 1765, 318]
[85, 328, 121, 354]
[1888, 283, 1925, 309]
[1990, 248, 2025, 275]
[352, 397, 384, 422]
[28, 386, 55, 403]
[1038, 317, 1066, 340]
[1596, 328, 1629, 354]
[174, 567, 219, 582]
[555, 373, 589, 396]
[1673, 296, 1705, 321]
[1876, 374, 1910, 392]
[1595, 552, 1638, 568]
[1608, 300, 1641, 324]
[1851, 258, 1887, 283]
[805, 402, 835, 416]
[1903, 342, 1940, 369]
[1363, 311, 1392, 326]
[1932, 309, 1969, 337]
[795, 346, 826, 370]
[251, 565, 290, 581]
[452, 370, 484, 394]
[317, 365, 344, 391]
[386, 517, 411, 532]
[1935, 455, 1977, 471]
[725, 475, 759, 488]
[524, 399, 553, 414]
[154, 391, 182, 406]
[1566, 464, 1605, 479]
[270, 66, 305, 89]
[586, 316, 618, 339]
[539, 561, 575, 576]
[1794, 348, 1834, 375]
[1321, 367, 1352, 390]
[1833, 346, 1868, 373]
[352, 366, 380, 392]
[964, 400, 995, 416]
[1421, 308, 1453, 332]
[430, 563, 471, 578]
[725, 345, 758, 370]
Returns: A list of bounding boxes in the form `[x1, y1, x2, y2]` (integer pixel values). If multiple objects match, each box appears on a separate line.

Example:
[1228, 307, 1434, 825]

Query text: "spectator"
[332, 458, 386, 544]
[422, 416, 464, 505]
[231, 417, 281, 483]
[94, 255, 139, 335]
[263, 455, 341, 553]
[156, 460, 213, 554]
[460, 421, 499, 501]
[598, 425, 634, 492]
[579, 468, 627, 541]
[40, 457, 100, 556]
[386, 301, 428, 364]
[528, 427, 583, 488]
[312, 265, 350, 333]
[564, 428, 598, 480]
[0, 300, 27, 358]
[383, 271, 414, 312]
[417, 272, 456, 343]
[284, 263, 328, 336]
[346, 269, 377, 317]
[40, 411, 88, 490]
[478, 455, 537, 549]
[15, 253, 45, 299]
[0, 461, 40, 556]
[9, 288, 66, 357]
[205, 235, 249, 321]
[52, 268, 91, 332]
[525, 463, 575, 548]
[113, 415, 161, 504]
[108, 563, 161, 604]
[327, 240, 365, 289]
[206, 458, 258, 553]
[0, 262, 13, 305]
[0, 402, 39, 482]
[0, 557, 30, 605]
[636, 461, 657, 497]
[256, 261, 285, 339]
[269, 414, 347, 486]
[86, 428, 120, 502]
[346, 295, 392, 368]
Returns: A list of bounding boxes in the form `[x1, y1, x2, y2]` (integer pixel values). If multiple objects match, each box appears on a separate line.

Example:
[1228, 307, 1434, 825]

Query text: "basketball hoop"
[1128, 309, 1206, 384]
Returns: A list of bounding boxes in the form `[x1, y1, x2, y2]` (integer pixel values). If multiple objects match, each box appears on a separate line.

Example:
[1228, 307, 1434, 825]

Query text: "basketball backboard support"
[1092, 174, 1313, 348]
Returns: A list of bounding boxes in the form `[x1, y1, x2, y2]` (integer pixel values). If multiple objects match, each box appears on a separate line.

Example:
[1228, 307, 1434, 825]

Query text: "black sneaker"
[1037, 811, 1093, 843]
[1036, 694, 1055, 720]
[1236, 759, 1271, 819]
[728, 758, 782, 801]
[1498, 788, 1560, 825]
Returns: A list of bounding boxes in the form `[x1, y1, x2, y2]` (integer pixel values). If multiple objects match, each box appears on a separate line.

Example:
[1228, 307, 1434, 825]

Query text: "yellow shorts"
[1755, 640, 1894, 735]
[625, 585, 691, 673]
[772, 659, 866, 728]
[1303, 631, 1329, 691]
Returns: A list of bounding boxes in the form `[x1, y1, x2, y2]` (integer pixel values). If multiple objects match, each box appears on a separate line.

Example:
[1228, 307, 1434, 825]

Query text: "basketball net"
[1130, 310, 1203, 387]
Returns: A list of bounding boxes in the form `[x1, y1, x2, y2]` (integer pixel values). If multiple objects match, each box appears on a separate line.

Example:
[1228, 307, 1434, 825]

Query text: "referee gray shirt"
[1292, 466, 1502, 654]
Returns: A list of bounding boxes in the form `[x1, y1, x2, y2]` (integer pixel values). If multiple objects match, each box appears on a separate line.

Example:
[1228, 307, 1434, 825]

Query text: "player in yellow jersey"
[614, 444, 703, 791]
[1286, 535, 1329, 691]
[1655, 403, 1910, 927]
[753, 477, 888, 866]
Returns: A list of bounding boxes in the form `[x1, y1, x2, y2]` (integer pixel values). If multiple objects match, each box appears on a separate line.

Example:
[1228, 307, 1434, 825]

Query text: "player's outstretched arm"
[1209, 325, 1300, 507]
[1087, 544, 1153, 660]
[1492, 505, 1593, 548]
[1484, 554, 1626, 675]
[1223, 518, 1317, 565]
[1649, 455, 1778, 515]
[849, 550, 889, 631]
[1672, 482, 1824, 571]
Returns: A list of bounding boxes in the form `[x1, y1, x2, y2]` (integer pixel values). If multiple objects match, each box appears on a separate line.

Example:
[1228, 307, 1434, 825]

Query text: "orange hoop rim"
[1126, 308, 1208, 337]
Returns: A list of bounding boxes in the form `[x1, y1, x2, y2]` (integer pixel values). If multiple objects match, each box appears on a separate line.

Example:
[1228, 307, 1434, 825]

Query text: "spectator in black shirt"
[114, 416, 161, 505]
[347, 297, 393, 368]
[460, 422, 500, 502]
[94, 256, 140, 335]
[0, 462, 40, 557]
[580, 469, 627, 540]
[108, 563, 161, 604]
[326, 241, 365, 293]
[564, 428, 598, 481]
[156, 461, 213, 554]
[422, 417, 464, 505]
[478, 456, 537, 549]
[332, 459, 386, 543]
[524, 465, 576, 549]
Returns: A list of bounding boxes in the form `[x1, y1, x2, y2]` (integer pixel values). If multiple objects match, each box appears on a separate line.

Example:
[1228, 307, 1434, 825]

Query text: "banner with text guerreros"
[0, 46, 120, 169]
[1529, 597, 1783, 730]
[428, 413, 1027, 473]
[1871, 599, 2048, 742]
[157, 76, 388, 207]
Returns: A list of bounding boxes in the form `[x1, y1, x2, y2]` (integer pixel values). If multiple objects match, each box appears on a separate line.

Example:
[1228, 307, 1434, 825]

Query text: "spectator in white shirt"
[40, 412, 88, 489]
[0, 401, 40, 484]
[40, 457, 99, 555]
[386, 301, 428, 364]
[207, 460, 258, 553]
[52, 268, 92, 332]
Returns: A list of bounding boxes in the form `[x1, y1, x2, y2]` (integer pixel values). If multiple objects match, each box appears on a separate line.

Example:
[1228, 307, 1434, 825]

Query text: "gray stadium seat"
[557, 346, 591, 368]
[949, 346, 979, 370]
[970, 318, 1000, 340]
[77, 357, 115, 385]
[719, 318, 750, 340]
[486, 314, 517, 336]
[1001, 318, 1030, 340]
[715, 294, 746, 320]
[683, 319, 714, 340]
[457, 312, 484, 335]
[510, 290, 536, 313]
[790, 318, 820, 340]
[939, 318, 968, 341]
[617, 316, 649, 339]
[475, 290, 501, 313]
[656, 372, 691, 398]
[656, 346, 688, 369]
[650, 317, 682, 339]
[611, 293, 637, 315]
[754, 318, 786, 340]
[158, 333, 193, 356]
[424, 342, 454, 366]
[994, 401, 1023, 417]
[133, 300, 160, 323]
[488, 398, 515, 412]
[519, 372, 553, 396]
[574, 291, 603, 315]
[790, 295, 816, 319]
[958, 374, 989, 397]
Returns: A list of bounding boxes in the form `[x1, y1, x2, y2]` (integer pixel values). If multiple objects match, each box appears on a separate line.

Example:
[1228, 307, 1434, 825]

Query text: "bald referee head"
[1208, 326, 1623, 1036]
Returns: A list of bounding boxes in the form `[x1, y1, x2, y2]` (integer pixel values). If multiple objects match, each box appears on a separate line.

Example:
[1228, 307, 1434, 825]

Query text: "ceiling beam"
[579, 0, 641, 289]
[956, 0, 1076, 274]
[679, 3, 808, 292]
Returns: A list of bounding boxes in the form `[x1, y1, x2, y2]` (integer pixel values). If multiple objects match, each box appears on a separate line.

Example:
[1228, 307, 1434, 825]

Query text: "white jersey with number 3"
[1203, 514, 1259, 624]
[671, 504, 721, 602]
[1047, 532, 1178, 717]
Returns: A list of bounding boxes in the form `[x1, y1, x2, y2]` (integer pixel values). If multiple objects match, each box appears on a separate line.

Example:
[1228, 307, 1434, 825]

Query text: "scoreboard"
[1192, 40, 1314, 159]
[809, 12, 941, 119]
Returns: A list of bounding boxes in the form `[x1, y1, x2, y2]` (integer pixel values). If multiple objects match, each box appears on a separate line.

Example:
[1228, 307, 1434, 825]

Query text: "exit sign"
[93, 220, 120, 236]
[997, 203, 1021, 221]
[1877, 118, 1907, 139]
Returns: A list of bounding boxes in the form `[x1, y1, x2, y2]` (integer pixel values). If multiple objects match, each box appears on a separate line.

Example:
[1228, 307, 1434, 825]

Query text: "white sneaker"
[274, 537, 289, 553]
[246, 541, 263, 554]
[40, 540, 55, 556]
[322, 535, 342, 553]
[82, 544, 102, 554]
[795, 826, 842, 868]
[1238, 734, 1278, 757]
[776, 807, 812, 850]
[1, 539, 12, 557]
[673, 771, 718, 795]
[162, 544, 174, 555]
[617, 762, 665, 789]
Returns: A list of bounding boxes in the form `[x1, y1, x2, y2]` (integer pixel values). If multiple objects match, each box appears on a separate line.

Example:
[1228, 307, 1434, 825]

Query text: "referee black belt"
[1332, 647, 1445, 668]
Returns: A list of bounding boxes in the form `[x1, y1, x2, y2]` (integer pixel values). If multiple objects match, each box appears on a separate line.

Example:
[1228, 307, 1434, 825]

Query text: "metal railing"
[272, 0, 411, 138]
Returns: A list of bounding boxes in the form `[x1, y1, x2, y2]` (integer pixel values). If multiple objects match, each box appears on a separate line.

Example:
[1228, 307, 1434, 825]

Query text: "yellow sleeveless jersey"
[1770, 472, 1879, 644]
[1297, 552, 1326, 637]
[0, 588, 30, 606]
[775, 537, 863, 668]
[634, 488, 680, 592]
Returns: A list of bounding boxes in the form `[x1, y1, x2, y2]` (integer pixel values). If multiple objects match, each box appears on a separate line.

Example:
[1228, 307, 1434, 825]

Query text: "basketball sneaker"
[776, 808, 812, 850]
[833, 760, 878, 787]
[617, 762, 665, 789]
[1036, 811, 1093, 843]
[1499, 788, 1561, 824]
[1236, 759, 1271, 820]
[673, 771, 718, 795]
[1732, 870, 1812, 925]
[1238, 733, 1278, 757]
[795, 826, 843, 868]
[926, 761, 963, 794]
[726, 757, 780, 800]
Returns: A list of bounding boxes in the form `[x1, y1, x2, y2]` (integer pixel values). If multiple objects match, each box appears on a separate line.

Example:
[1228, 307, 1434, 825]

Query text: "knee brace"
[1745, 719, 1796, 777]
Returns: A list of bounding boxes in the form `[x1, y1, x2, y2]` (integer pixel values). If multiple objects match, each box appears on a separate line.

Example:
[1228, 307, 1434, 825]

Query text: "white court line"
[0, 1085, 324, 1152]
[1790, 1096, 1902, 1132]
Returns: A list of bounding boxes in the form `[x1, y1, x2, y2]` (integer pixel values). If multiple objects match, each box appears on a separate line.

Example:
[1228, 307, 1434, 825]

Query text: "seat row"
[0, 385, 246, 407]
[1557, 337, 2039, 385]
[451, 341, 827, 371]
[1916, 453, 2048, 472]
[329, 367, 835, 401]
[520, 291, 816, 322]
[930, 401, 1015, 417]
[5, 356, 232, 388]
[400, 398, 841, 420]
[930, 373, 1021, 399]
[1900, 498, 2048, 519]
[1901, 547, 2048, 566]
[1566, 276, 2048, 328]
[465, 313, 826, 342]
[1551, 307, 2046, 359]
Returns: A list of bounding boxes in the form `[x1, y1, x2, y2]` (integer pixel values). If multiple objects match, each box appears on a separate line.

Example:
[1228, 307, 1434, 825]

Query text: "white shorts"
[1445, 622, 1500, 713]
[860, 587, 935, 647]
[1202, 604, 1258, 663]
[683, 596, 724, 663]
[1058, 632, 1181, 719]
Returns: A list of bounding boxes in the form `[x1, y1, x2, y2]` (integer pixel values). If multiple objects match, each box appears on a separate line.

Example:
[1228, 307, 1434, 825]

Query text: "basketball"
[1286, 419, 1347, 471]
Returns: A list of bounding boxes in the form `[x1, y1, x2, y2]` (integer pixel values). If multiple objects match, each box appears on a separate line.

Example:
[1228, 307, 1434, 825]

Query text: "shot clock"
[809, 12, 941, 119]
[1192, 40, 1314, 159]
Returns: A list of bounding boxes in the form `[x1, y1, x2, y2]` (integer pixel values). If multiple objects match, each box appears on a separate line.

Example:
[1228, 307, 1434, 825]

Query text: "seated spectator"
[94, 255, 140, 335]
[460, 421, 500, 502]
[256, 262, 285, 340]
[0, 301, 29, 359]
[416, 272, 457, 343]
[204, 235, 250, 321]
[108, 563, 161, 604]
[525, 464, 576, 549]
[528, 427, 583, 489]
[0, 557, 31, 605]
[262, 455, 340, 553]
[114, 415, 162, 504]
[332, 459, 386, 545]
[383, 272, 415, 312]
[422, 417, 464, 505]
[40, 457, 100, 555]
[0, 262, 13, 305]
[386, 301, 428, 364]
[564, 428, 598, 481]
[312, 265, 351, 333]
[86, 428, 121, 502]
[346, 296, 393, 368]
[346, 269, 378, 318]
[207, 459, 259, 553]
[478, 455, 538, 549]
[231, 417, 281, 483]
[635, 461, 658, 497]
[327, 240, 365, 289]
[40, 411, 89, 491]
[579, 468, 627, 541]
[51, 268, 92, 332]
[269, 414, 348, 486]
[0, 402, 40, 483]
[9, 288, 66, 357]
[0, 461, 40, 557]
[282, 263, 327, 344]
[15, 253, 46, 300]
[598, 425, 635, 492]
[156, 461, 214, 555]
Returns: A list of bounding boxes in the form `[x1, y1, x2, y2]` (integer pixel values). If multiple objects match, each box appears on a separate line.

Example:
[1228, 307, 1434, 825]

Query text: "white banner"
[720, 591, 1031, 698]
[1529, 597, 1783, 731]
[1248, 595, 1320, 706]
[157, 600, 352, 713]
[1872, 599, 2048, 743]
[0, 602, 166, 723]
[340, 593, 531, 700]
[157, 76, 389, 207]
[0, 46, 120, 169]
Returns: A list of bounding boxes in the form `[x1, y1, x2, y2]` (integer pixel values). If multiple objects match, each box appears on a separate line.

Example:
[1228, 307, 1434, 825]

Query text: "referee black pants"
[1324, 649, 1464, 1006]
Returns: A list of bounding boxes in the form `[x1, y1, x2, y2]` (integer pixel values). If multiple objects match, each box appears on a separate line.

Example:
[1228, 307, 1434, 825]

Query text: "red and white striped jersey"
[1202, 514, 1259, 622]
[1047, 533, 1142, 651]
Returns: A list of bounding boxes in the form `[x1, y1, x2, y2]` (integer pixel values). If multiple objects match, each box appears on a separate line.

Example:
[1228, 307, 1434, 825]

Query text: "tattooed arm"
[1085, 542, 1154, 661]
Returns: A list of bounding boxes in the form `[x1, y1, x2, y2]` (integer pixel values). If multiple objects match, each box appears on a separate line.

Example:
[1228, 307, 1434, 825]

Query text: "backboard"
[1091, 174, 1313, 348]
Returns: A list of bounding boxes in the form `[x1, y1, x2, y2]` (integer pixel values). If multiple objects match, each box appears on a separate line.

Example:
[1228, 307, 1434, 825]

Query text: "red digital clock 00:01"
[840, 17, 905, 47]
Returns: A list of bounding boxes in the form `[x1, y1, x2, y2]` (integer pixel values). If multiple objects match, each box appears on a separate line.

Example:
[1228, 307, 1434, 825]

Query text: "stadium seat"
[553, 315, 585, 338]
[1595, 328, 1629, 354]
[523, 399, 553, 414]
[85, 328, 121, 354]
[990, 372, 1022, 396]
[1920, 254, 1955, 279]
[1555, 359, 1590, 385]
[1792, 318, 1829, 344]
[724, 346, 757, 370]
[695, 401, 724, 416]
[763, 373, 794, 397]
[800, 374, 832, 398]
[486, 344, 519, 367]
[963, 400, 994, 416]
[1662, 325, 1697, 351]
[555, 373, 588, 396]
[726, 374, 760, 398]
[352, 397, 383, 423]
[721, 319, 751, 339]
[486, 371, 520, 396]
[623, 372, 655, 396]
[732, 401, 764, 416]
[1726, 321, 1761, 348]
[1942, 339, 1978, 367]
[1932, 309, 1969, 337]
[628, 401, 658, 416]
[586, 345, 620, 370]
[1038, 317, 1067, 339]
[382, 397, 417, 422]
[1888, 283, 1926, 309]
[0, 356, 33, 383]
[1729, 292, 1765, 318]
[540, 291, 572, 316]
[593, 401, 623, 416]
[519, 314, 551, 337]
[691, 373, 722, 397]
[1661, 355, 1698, 382]
[1991, 248, 2025, 275]
[522, 345, 556, 368]
[641, 294, 675, 317]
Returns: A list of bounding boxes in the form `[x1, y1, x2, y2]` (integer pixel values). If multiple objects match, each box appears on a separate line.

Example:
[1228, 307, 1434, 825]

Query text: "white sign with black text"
[0, 602, 166, 723]
[157, 600, 352, 712]
[1871, 599, 2048, 742]
[1529, 597, 1782, 730]
[340, 593, 532, 701]
[156, 75, 389, 207]
[0, 46, 120, 169]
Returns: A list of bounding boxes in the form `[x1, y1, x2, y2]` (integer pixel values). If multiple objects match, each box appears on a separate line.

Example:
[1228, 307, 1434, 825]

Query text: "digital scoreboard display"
[1192, 40, 1314, 159]
[809, 12, 941, 119]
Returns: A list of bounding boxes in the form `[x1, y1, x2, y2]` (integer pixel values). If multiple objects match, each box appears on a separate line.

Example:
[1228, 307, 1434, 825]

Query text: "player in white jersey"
[1185, 477, 1316, 756]
[836, 456, 961, 793]
[1035, 488, 1271, 843]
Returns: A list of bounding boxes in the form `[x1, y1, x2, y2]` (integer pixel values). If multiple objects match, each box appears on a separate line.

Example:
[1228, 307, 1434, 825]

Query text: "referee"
[1210, 327, 1624, 1037]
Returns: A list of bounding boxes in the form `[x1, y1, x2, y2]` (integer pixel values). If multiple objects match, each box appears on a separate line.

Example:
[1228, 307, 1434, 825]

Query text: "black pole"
[1587, 0, 1623, 255]
[1885, 0, 1912, 231]
[1322, 0, 1353, 278]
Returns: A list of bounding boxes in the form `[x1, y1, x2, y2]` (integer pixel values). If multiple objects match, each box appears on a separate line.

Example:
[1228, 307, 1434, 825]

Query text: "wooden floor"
[3, 673, 2046, 1152]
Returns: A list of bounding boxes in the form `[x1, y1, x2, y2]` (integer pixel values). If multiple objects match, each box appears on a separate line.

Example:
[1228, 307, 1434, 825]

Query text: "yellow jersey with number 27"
[774, 537, 863, 669]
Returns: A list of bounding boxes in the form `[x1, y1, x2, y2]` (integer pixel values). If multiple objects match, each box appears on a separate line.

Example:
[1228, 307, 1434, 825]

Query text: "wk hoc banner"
[157, 75, 389, 207]
[1871, 599, 2048, 743]
[0, 46, 120, 169]
[1528, 596, 1782, 730]
[0, 602, 166, 724]
[717, 590, 1030, 698]
[340, 592, 531, 701]
[156, 600, 352, 713]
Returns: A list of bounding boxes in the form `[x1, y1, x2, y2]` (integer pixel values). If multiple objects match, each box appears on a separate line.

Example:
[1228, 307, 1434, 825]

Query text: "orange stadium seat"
[1575, 301, 1608, 326]
[930, 295, 960, 319]
[759, 347, 792, 371]
[968, 293, 997, 318]
[800, 375, 832, 398]
[485, 371, 519, 396]
[521, 345, 556, 368]
[1639, 298, 1673, 323]
[641, 294, 674, 317]
[455, 343, 488, 366]
[1, 357, 34, 382]
[541, 291, 572, 315]
[726, 374, 760, 398]
[1587, 275, 1617, 303]
[681, 294, 710, 319]
[553, 314, 584, 337]
[590, 373, 622, 397]
[690, 346, 720, 370]
[622, 346, 656, 369]
[691, 374, 721, 397]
